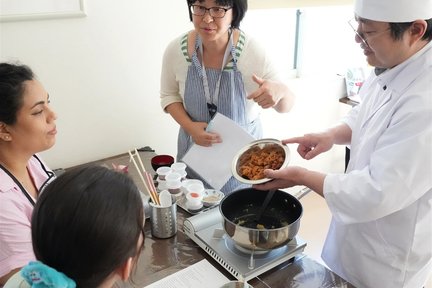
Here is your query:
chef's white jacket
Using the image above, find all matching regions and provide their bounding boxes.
[322,41,432,288]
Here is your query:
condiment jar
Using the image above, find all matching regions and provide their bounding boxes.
[166,172,182,195]
[185,191,203,212]
[171,162,187,172]
[186,183,205,196]
[156,167,172,181]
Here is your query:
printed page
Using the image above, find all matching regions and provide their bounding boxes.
[144,259,230,288]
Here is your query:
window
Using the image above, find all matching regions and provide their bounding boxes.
[242,8,297,76]
[242,5,367,78]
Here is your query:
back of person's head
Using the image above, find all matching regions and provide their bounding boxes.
[0,62,34,125]
[187,0,248,29]
[27,165,144,287]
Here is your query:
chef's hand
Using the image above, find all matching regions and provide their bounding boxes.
[253,166,306,190]
[247,75,283,109]
[188,121,222,147]
[283,132,334,160]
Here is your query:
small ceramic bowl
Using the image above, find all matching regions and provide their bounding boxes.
[151,155,175,171]
[186,190,203,205]
[165,172,181,183]
[202,189,224,207]
[185,191,204,212]
[181,179,203,194]
[156,167,172,181]
[171,162,187,172]
[186,183,205,195]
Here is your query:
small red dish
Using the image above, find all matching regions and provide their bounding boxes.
[151,155,175,172]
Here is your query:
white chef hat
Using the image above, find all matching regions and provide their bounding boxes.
[354,0,432,22]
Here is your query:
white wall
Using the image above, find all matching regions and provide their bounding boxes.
[260,75,351,197]
[0,0,351,171]
[0,0,190,168]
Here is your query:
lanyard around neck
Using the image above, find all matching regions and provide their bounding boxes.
[0,155,54,206]
[199,31,234,105]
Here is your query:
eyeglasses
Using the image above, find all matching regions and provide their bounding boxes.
[348,18,390,47]
[189,4,232,18]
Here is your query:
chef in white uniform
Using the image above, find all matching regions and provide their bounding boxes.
[254,0,432,287]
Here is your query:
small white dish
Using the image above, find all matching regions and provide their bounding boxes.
[186,201,203,212]
[186,190,203,205]
[171,162,187,172]
[202,189,224,207]
[167,181,182,195]
[178,170,187,180]
[166,172,181,183]
[156,167,172,181]
[186,183,205,195]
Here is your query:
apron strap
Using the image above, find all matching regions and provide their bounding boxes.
[192,31,235,106]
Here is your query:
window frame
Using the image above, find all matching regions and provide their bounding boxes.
[245,2,361,78]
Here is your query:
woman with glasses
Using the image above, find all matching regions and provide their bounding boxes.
[5,166,145,288]
[160,0,295,194]
[254,0,432,287]
[0,62,57,285]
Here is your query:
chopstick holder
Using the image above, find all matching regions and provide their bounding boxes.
[128,149,160,205]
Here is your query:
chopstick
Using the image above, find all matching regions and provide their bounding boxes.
[128,149,160,205]
[134,148,146,176]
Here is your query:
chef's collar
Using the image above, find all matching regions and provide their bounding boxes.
[374,41,432,94]
[374,68,387,76]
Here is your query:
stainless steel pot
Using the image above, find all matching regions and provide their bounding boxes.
[219,188,308,251]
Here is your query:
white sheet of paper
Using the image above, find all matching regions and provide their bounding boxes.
[144,259,230,288]
[182,113,255,190]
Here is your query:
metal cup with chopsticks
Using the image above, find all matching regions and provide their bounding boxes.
[128,149,160,206]
[128,149,177,238]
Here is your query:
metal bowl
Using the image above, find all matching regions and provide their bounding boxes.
[219,188,302,251]
[220,282,253,288]
[231,138,290,185]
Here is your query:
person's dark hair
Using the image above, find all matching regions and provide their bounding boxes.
[31,165,144,288]
[389,18,432,41]
[186,0,247,29]
[0,62,34,125]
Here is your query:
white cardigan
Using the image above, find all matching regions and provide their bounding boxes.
[159,31,282,123]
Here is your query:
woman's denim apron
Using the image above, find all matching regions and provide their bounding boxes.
[178,33,262,194]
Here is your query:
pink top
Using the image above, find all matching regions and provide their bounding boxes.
[0,155,53,279]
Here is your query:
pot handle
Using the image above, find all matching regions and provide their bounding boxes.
[293,186,312,200]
